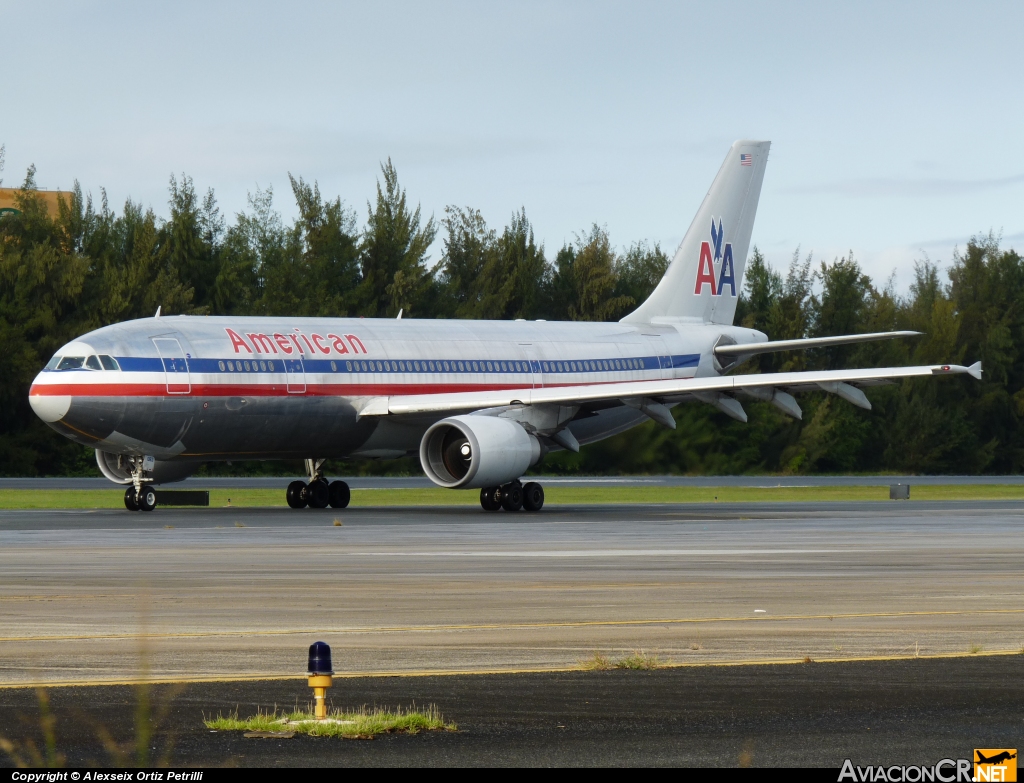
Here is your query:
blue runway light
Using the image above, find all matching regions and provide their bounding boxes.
[308,641,333,675]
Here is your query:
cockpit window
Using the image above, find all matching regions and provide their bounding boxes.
[44,356,61,370]
[56,356,85,370]
[99,355,120,371]
[85,355,103,371]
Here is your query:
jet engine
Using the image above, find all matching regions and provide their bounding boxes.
[420,415,541,489]
[95,449,197,486]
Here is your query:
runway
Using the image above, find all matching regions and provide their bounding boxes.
[1,500,1022,687]
[4,497,1019,687]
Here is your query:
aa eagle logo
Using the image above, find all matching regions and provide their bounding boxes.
[694,217,737,297]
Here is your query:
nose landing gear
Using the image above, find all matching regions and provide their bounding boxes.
[480,480,544,513]
[123,456,157,511]
[286,459,351,510]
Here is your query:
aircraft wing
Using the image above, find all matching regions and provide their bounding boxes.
[360,361,982,417]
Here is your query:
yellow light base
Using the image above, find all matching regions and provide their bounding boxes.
[308,674,333,719]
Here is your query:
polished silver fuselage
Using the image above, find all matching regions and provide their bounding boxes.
[29,316,756,464]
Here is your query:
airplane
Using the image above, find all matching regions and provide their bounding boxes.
[976,752,1016,765]
[27,140,982,513]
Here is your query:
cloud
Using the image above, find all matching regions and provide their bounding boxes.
[783,173,1024,198]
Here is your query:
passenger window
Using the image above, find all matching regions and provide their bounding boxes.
[85,355,102,371]
[57,357,85,370]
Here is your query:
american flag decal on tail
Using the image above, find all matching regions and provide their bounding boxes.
[740,153,752,166]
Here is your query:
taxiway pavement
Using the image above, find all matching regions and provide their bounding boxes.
[1,657,1020,767]
[1,500,1021,686]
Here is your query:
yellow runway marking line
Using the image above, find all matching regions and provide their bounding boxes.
[1,649,1021,690]
[3,607,1023,643]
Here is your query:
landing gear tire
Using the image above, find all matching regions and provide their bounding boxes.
[137,486,157,512]
[480,487,501,511]
[328,480,350,509]
[124,487,140,511]
[500,482,524,512]
[307,479,330,509]
[522,482,544,512]
[286,480,307,509]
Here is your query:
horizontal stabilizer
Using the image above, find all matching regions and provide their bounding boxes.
[715,331,922,358]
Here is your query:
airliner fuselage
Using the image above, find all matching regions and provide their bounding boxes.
[29,315,752,463]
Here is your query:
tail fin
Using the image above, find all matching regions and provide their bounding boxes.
[622,139,770,325]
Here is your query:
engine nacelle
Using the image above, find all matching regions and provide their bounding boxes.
[420,415,541,489]
[95,450,197,486]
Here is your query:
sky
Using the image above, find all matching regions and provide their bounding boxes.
[2,1,1022,291]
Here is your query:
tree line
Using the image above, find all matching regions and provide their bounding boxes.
[1,156,1021,476]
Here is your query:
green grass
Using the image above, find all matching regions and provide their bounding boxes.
[204,705,454,738]
[1,483,1023,509]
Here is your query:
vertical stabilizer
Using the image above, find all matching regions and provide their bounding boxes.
[622,140,770,325]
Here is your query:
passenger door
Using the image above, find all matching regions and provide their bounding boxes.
[518,344,542,389]
[152,337,191,394]
[285,357,305,394]
[642,333,673,380]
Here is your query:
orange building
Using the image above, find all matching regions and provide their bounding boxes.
[0,187,73,218]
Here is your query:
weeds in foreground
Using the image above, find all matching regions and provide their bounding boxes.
[969,642,983,654]
[0,689,64,768]
[204,705,455,738]
[0,681,180,769]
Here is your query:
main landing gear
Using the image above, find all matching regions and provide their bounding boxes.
[480,480,544,513]
[286,458,350,510]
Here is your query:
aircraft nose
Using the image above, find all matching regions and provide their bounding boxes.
[28,373,71,423]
